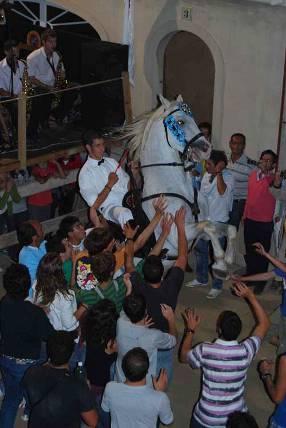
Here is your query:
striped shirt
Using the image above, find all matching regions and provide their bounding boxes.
[228,154,256,200]
[187,336,261,428]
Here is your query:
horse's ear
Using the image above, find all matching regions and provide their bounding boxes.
[158,94,171,110]
[176,94,183,102]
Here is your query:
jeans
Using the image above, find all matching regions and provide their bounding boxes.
[0,355,37,428]
[156,348,174,384]
[228,199,246,231]
[195,237,225,290]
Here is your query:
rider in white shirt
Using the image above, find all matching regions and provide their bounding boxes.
[78,131,133,227]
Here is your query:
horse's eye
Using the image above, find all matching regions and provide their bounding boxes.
[177,120,184,126]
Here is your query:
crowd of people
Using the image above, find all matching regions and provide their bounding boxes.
[0,126,286,428]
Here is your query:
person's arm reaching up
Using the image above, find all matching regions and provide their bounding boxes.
[174,207,188,270]
[148,213,174,256]
[232,282,270,339]
[161,304,177,338]
[124,223,139,273]
[134,195,167,252]
[179,308,201,363]
[259,356,286,404]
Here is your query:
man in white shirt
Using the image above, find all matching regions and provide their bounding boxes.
[0,40,24,97]
[115,293,177,385]
[0,40,25,143]
[187,150,234,299]
[102,347,173,428]
[27,29,71,139]
[79,131,134,227]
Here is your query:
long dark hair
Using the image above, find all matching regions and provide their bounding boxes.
[35,252,71,305]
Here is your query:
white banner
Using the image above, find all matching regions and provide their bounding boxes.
[122,0,135,86]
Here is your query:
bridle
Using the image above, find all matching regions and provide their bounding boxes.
[140,102,203,220]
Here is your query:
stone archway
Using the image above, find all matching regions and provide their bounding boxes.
[144,21,225,146]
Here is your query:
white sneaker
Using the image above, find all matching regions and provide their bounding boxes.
[206,289,222,299]
[185,279,208,288]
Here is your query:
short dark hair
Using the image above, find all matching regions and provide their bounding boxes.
[17,222,37,247]
[123,293,146,323]
[84,228,113,256]
[226,411,259,428]
[143,255,164,284]
[41,29,57,42]
[209,149,228,167]
[45,232,65,254]
[217,311,242,341]
[91,252,115,282]
[82,130,104,147]
[47,331,75,366]
[122,347,149,382]
[260,149,277,163]
[4,39,17,52]
[58,216,80,239]
[85,299,118,347]
[3,264,31,300]
[230,133,246,145]
[199,122,212,135]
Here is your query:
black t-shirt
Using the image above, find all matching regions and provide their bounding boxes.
[85,342,116,387]
[0,296,54,360]
[130,266,184,332]
[23,366,96,428]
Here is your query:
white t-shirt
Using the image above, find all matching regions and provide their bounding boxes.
[115,312,176,385]
[0,58,24,96]
[27,47,61,87]
[102,381,173,428]
[198,170,234,223]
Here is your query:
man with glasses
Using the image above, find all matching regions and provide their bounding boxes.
[244,150,281,294]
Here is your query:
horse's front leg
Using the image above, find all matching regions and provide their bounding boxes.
[202,222,227,274]
[224,225,237,265]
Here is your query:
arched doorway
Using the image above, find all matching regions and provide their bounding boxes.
[163,31,215,124]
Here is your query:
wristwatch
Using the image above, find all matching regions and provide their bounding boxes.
[261,373,272,381]
[184,328,195,334]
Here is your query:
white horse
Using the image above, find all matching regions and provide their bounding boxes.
[122,95,236,277]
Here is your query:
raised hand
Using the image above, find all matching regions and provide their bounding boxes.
[123,273,133,295]
[152,368,168,392]
[123,222,139,240]
[231,281,253,299]
[215,160,226,174]
[174,206,186,228]
[253,242,267,257]
[153,195,167,215]
[160,213,174,235]
[181,308,200,331]
[160,304,175,321]
[259,359,274,375]
[143,314,154,328]
[107,172,119,188]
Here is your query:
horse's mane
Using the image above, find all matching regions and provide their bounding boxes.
[115,103,171,160]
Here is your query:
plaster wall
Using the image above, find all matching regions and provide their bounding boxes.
[51,0,286,160]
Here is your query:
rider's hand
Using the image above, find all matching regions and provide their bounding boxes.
[107,172,119,188]
[253,242,267,257]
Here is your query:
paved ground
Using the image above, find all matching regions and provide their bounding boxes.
[5,264,279,428]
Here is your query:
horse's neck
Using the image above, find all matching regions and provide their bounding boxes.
[140,122,194,201]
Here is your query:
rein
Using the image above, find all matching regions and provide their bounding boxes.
[141,192,199,219]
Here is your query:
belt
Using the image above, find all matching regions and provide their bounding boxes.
[1,354,36,365]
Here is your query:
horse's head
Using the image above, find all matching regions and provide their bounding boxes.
[159,95,211,162]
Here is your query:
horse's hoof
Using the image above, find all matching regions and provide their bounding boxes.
[212,268,230,280]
